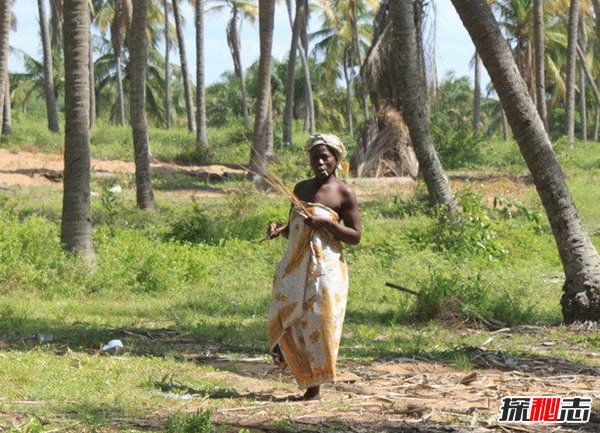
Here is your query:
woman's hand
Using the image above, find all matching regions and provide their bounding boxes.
[265,222,287,240]
[303,215,333,230]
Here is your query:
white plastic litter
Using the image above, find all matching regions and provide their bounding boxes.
[101,339,124,352]
[108,185,122,194]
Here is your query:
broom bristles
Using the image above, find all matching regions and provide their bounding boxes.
[243,138,311,216]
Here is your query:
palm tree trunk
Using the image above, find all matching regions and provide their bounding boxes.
[578,13,587,142]
[580,64,587,142]
[283,0,304,146]
[195,0,208,147]
[38,0,60,133]
[130,0,155,210]
[0,0,12,133]
[343,62,354,136]
[2,72,11,135]
[594,103,600,142]
[115,54,126,125]
[227,7,249,130]
[89,27,96,129]
[172,0,195,132]
[61,0,94,260]
[164,0,172,129]
[51,0,63,47]
[390,1,456,210]
[533,0,548,131]
[565,0,580,149]
[501,107,509,141]
[453,0,600,323]
[473,52,481,134]
[249,0,275,177]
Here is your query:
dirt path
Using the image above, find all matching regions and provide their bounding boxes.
[0,150,534,203]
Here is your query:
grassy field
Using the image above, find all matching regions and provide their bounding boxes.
[0,118,599,432]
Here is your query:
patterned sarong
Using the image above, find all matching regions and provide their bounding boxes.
[268,202,348,387]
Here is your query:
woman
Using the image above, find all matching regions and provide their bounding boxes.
[266,133,362,400]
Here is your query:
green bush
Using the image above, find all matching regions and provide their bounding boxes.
[407,190,507,259]
[414,267,533,325]
[165,411,214,433]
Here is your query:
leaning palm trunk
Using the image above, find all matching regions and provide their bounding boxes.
[61,0,94,260]
[390,1,456,210]
[452,0,600,323]
[0,0,12,132]
[172,0,195,132]
[195,0,208,147]
[249,0,276,177]
[130,0,155,210]
[578,14,587,142]
[533,0,548,131]
[227,7,249,130]
[38,0,60,133]
[110,0,130,126]
[565,0,580,149]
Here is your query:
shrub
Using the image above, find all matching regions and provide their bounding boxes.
[165,411,214,433]
[407,189,507,259]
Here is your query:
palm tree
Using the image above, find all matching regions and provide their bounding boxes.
[130,0,155,210]
[249,0,275,177]
[207,0,257,130]
[196,0,208,147]
[172,0,195,132]
[533,0,548,130]
[2,71,11,135]
[282,0,305,146]
[0,0,12,133]
[453,0,600,323]
[61,0,94,260]
[389,1,456,210]
[473,52,481,134]
[565,0,580,148]
[312,0,377,134]
[38,0,60,132]
[163,0,172,129]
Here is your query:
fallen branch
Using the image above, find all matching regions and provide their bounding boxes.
[385,282,419,296]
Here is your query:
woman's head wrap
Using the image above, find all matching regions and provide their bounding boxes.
[305,133,347,174]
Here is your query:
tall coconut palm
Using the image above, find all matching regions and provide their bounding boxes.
[38,0,60,132]
[533,0,548,130]
[312,0,377,134]
[0,0,12,133]
[389,1,456,210]
[2,72,11,135]
[130,0,155,210]
[453,0,600,323]
[172,0,195,132]
[565,0,580,148]
[163,0,172,129]
[196,0,208,147]
[249,0,275,177]
[473,52,481,134]
[51,0,64,47]
[61,0,94,260]
[282,0,305,146]
[207,0,257,130]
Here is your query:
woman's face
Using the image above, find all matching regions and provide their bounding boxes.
[309,144,338,181]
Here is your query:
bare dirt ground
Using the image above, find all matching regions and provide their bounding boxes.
[1,150,598,432]
[0,149,534,204]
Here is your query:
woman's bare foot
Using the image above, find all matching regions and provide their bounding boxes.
[303,385,320,400]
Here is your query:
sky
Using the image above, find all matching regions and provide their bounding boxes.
[8,0,487,87]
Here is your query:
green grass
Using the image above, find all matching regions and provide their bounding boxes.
[1,118,600,431]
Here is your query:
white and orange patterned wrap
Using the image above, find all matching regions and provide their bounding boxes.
[268,202,348,388]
